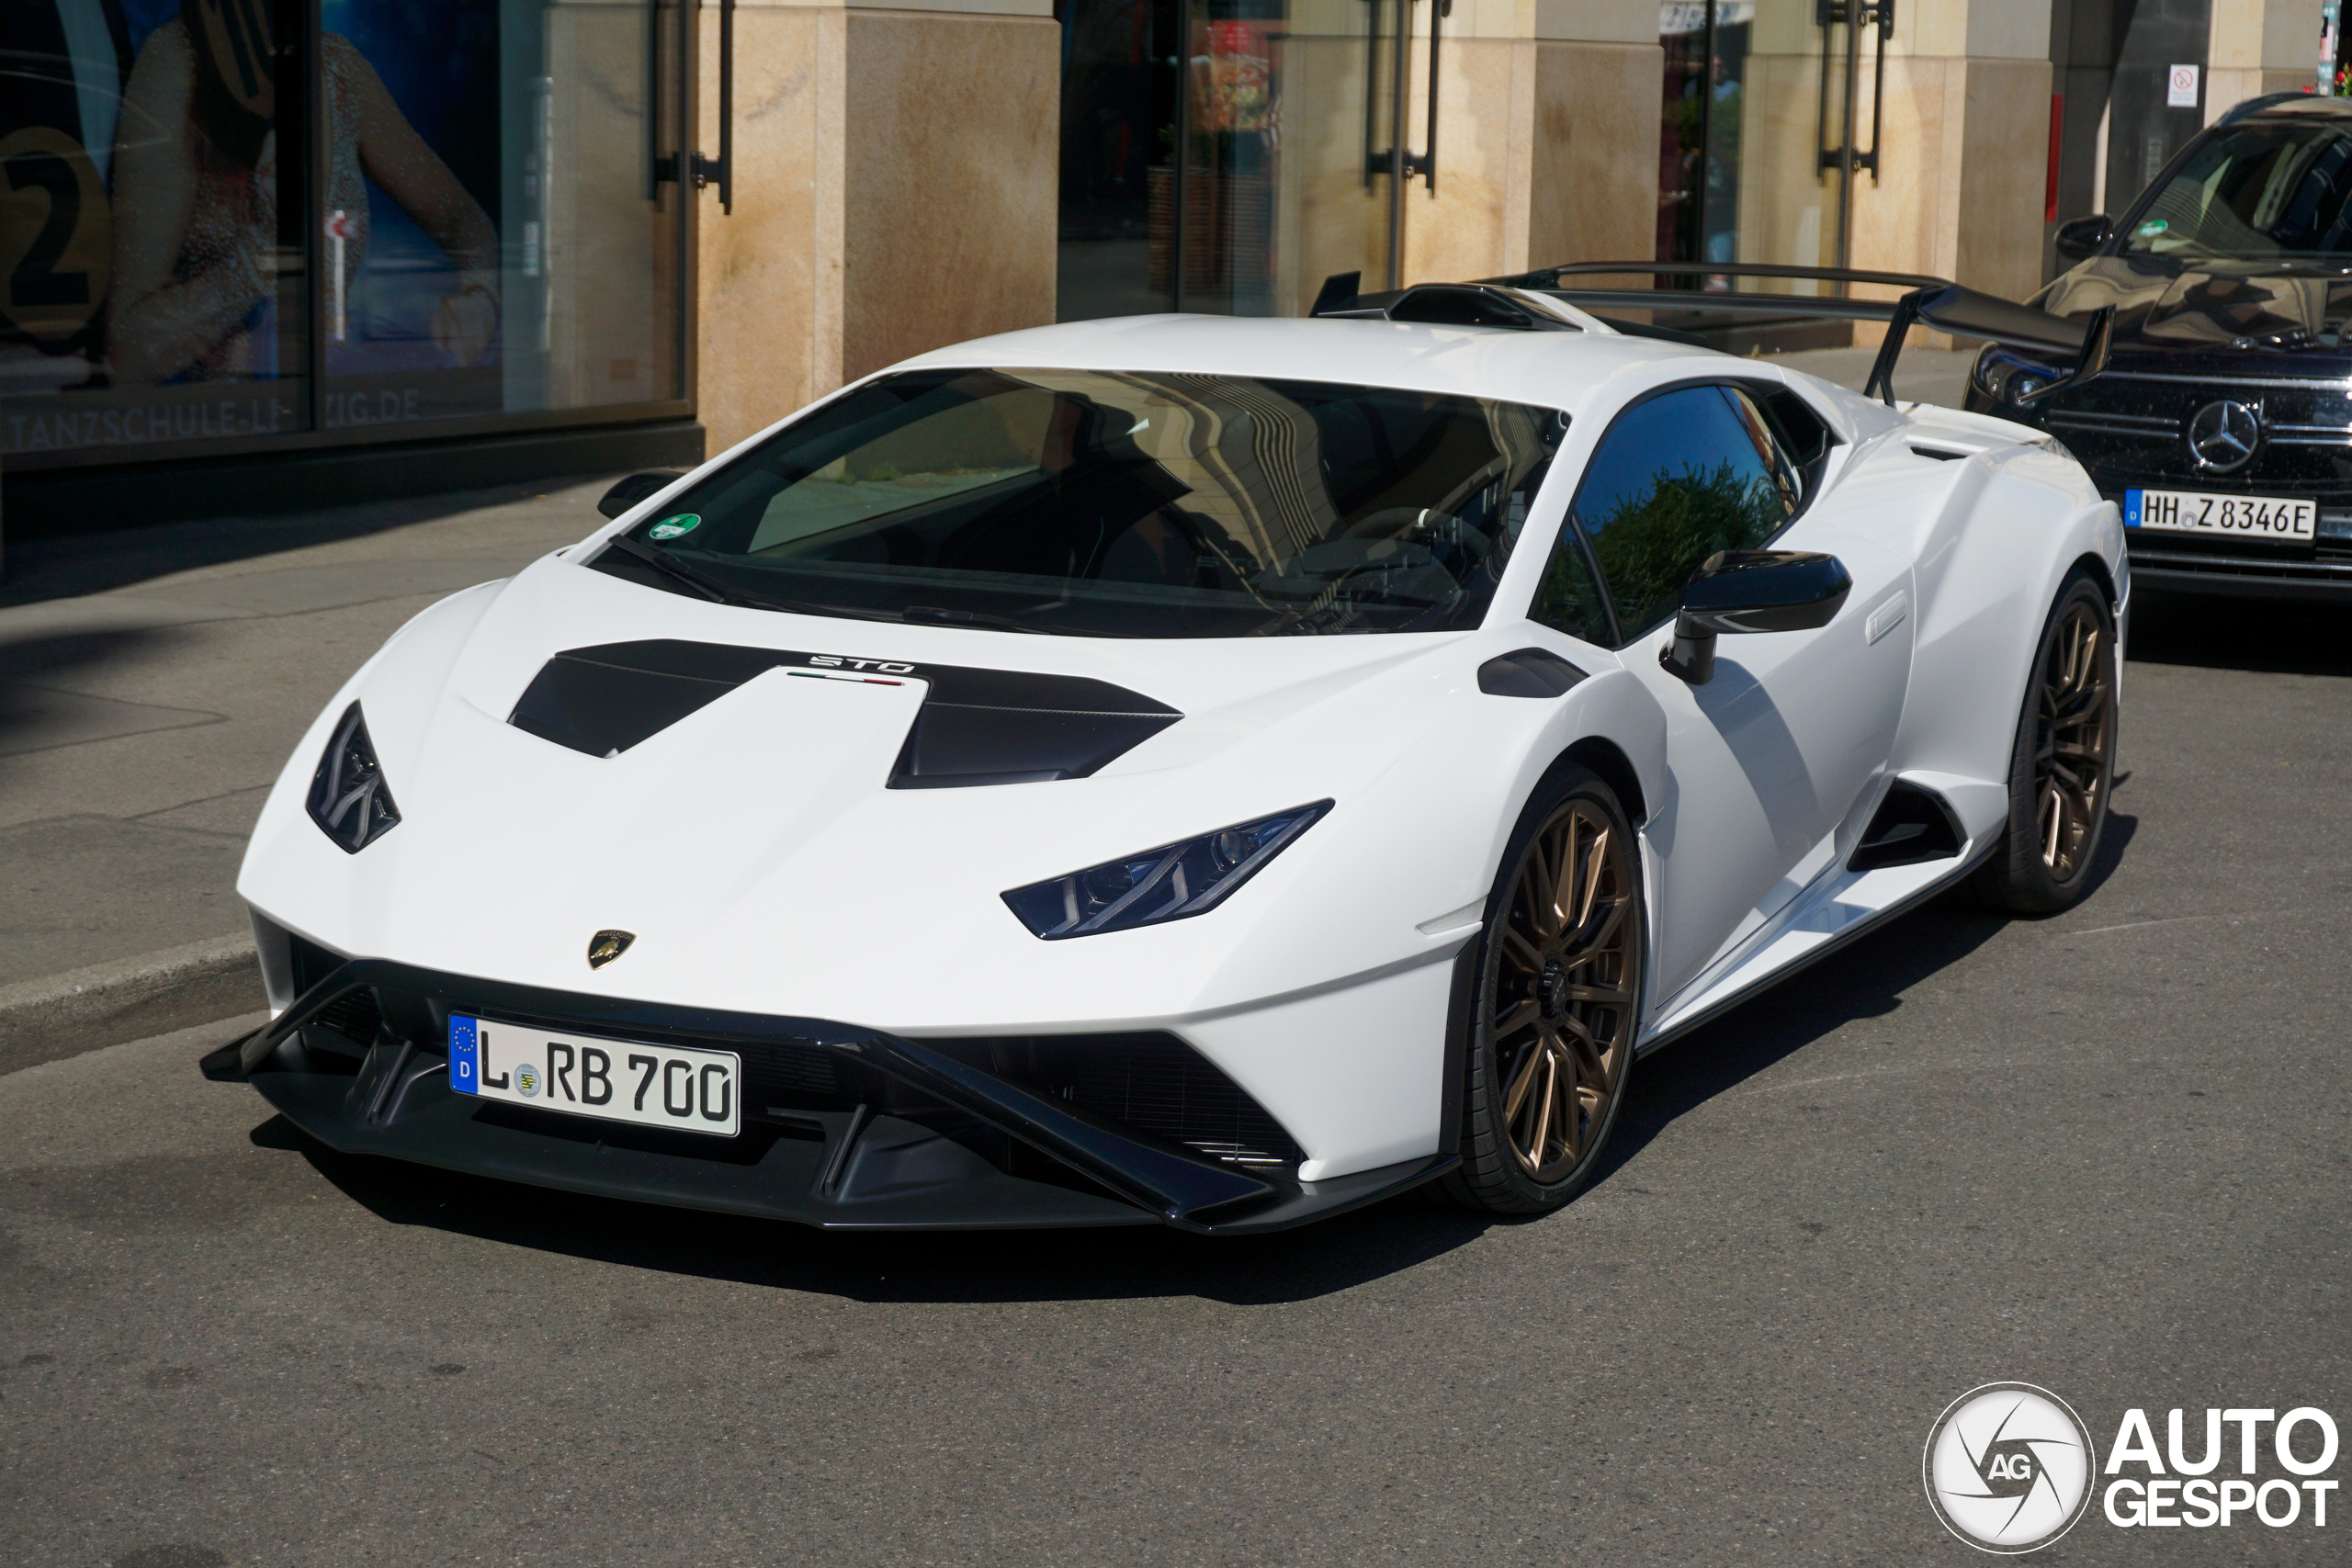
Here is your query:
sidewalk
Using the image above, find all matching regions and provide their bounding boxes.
[0,475,628,1070]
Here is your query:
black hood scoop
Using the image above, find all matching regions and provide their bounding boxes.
[507,639,1182,787]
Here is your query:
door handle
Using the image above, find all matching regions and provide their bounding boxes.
[1815,0,1893,181]
[1402,0,1448,191]
[691,0,734,213]
[1363,0,1445,188]
[648,0,673,197]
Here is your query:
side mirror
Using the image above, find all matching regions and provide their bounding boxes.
[2053,214,2113,263]
[1659,550,1854,685]
[597,468,688,520]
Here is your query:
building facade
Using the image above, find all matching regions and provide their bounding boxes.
[0,0,2327,521]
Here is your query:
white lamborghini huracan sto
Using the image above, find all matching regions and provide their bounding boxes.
[208,278,2126,1233]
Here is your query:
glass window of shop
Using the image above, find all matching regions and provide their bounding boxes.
[1657,0,1747,270]
[0,0,687,468]
[1649,1,1894,350]
[1057,0,1396,322]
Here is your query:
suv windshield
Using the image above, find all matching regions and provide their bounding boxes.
[592,367,1565,637]
[2122,120,2352,260]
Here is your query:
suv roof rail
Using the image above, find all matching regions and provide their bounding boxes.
[2220,89,2326,125]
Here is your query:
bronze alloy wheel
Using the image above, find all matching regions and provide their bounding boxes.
[1444,767,1645,1213]
[1979,571,2119,915]
[2033,597,2113,880]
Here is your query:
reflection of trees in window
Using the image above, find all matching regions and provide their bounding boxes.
[1531,528,1609,645]
[1586,460,1781,637]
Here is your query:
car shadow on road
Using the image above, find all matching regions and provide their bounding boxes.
[255,1115,1499,1307]
[1588,807,2137,1194]
[261,814,2139,1309]
[2127,587,2352,677]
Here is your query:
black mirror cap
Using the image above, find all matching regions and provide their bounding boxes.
[1660,551,1851,685]
[2053,214,2113,262]
[1681,550,1854,635]
[597,468,689,520]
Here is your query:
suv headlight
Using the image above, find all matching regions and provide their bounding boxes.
[1972,345,2064,405]
[1002,802,1331,939]
[307,703,401,852]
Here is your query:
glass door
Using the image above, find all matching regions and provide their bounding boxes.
[316,0,689,432]
[1653,0,1890,344]
[1058,0,1408,321]
[1,0,311,462]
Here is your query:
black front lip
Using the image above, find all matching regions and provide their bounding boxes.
[200,958,1455,1235]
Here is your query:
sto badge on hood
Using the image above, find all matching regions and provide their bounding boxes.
[587,930,636,969]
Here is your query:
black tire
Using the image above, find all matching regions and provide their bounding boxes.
[1974,569,2120,915]
[1439,762,1645,1215]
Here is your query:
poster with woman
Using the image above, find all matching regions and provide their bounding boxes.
[315,0,503,430]
[0,0,503,460]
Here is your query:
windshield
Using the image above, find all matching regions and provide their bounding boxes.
[592,367,1565,637]
[2121,121,2352,260]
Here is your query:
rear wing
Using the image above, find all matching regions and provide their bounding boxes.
[1310,262,2113,410]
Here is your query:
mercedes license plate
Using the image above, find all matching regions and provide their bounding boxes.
[448,1015,739,1136]
[2125,489,2315,540]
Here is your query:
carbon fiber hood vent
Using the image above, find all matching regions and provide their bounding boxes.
[507,638,1182,787]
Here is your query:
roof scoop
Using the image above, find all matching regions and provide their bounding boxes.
[1311,274,1589,332]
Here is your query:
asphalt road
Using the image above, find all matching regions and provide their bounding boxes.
[3,587,2347,1568]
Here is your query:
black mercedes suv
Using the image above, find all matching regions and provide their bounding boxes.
[1968,94,2352,599]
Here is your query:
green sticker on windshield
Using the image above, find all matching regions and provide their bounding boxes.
[647,513,701,541]
[2135,219,2167,237]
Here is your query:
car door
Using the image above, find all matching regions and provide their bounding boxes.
[1526,380,1914,1007]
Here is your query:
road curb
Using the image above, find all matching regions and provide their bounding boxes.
[0,934,264,1077]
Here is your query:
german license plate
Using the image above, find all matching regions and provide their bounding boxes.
[2125,489,2315,540]
[448,1015,739,1136]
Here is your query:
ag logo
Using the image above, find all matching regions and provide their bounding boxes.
[2186,400,2260,473]
[1923,1382,2097,1553]
[514,1062,542,1097]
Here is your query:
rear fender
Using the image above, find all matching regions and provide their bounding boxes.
[1896,446,2120,840]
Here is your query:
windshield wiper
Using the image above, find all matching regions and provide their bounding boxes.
[600,531,734,604]
[597,535,906,623]
[901,604,1049,633]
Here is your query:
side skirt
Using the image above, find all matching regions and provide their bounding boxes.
[1634,836,1998,1057]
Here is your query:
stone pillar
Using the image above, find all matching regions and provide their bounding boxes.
[693,0,1060,456]
[2208,0,2324,116]
[1738,3,1846,289]
[1849,2,2054,310]
[1396,0,1664,285]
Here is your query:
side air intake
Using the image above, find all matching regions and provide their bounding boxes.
[1848,780,1964,873]
[926,1033,1306,1169]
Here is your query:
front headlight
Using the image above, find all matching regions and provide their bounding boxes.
[307,702,401,852]
[1001,801,1331,939]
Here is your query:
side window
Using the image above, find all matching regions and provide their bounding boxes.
[1527,523,1612,645]
[1753,385,1836,498]
[1571,384,1802,642]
